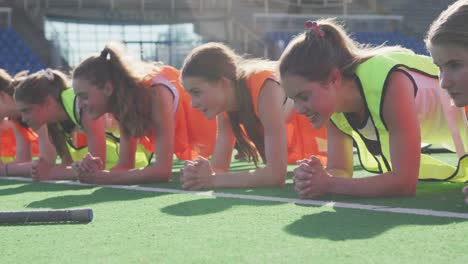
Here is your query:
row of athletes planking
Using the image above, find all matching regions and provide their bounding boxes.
[0,0,468,202]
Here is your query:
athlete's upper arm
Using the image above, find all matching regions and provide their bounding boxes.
[150,84,175,172]
[382,70,420,187]
[210,113,235,171]
[257,79,288,172]
[80,110,107,161]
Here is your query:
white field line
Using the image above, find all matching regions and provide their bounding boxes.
[1,176,468,219]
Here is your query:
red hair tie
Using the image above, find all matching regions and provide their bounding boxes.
[305,20,325,38]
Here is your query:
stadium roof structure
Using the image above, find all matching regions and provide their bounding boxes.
[11,0,232,24]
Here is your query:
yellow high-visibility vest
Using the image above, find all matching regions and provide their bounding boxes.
[330,52,468,182]
[61,88,151,169]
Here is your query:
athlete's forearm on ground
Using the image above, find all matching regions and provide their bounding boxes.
[211,165,286,188]
[98,160,172,185]
[3,162,32,176]
[328,171,416,197]
[50,166,77,181]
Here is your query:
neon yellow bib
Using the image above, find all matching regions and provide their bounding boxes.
[330,52,468,182]
[60,89,151,169]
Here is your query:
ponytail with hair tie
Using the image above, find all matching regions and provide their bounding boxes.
[304,20,325,40]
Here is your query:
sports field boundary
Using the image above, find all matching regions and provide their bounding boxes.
[2,176,468,220]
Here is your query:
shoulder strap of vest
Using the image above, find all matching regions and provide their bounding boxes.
[60,88,80,127]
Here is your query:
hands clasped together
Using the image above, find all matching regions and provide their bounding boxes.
[28,153,104,183]
[293,156,332,199]
[71,153,105,183]
[180,156,214,190]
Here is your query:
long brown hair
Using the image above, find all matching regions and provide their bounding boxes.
[73,42,157,137]
[278,18,412,82]
[426,0,468,49]
[181,42,276,166]
[14,69,73,161]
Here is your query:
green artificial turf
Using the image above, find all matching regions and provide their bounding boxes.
[0,152,467,263]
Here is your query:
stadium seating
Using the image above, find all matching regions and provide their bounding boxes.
[0,28,45,75]
[265,30,429,56]
[0,26,430,76]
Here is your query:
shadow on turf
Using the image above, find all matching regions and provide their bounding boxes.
[325,182,468,212]
[0,181,92,196]
[284,207,467,241]
[25,187,165,209]
[0,179,30,186]
[161,179,467,217]
[161,197,281,216]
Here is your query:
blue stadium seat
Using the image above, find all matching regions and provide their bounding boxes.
[0,28,45,75]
